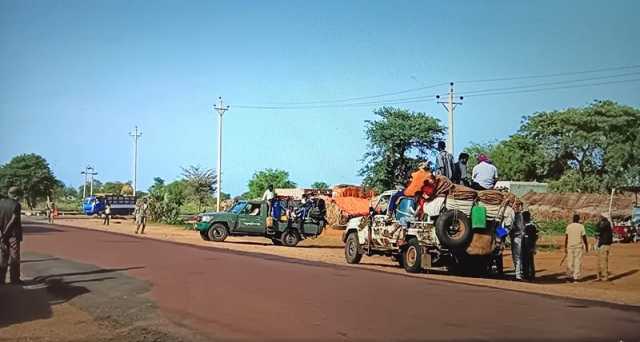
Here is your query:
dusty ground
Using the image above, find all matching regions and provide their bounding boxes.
[54,216,640,306]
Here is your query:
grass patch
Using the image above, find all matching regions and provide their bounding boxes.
[537,219,597,237]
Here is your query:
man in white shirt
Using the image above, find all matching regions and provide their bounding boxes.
[471,154,498,190]
[262,185,275,201]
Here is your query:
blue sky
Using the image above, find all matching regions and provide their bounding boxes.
[1,0,639,196]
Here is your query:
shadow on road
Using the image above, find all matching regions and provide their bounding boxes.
[0,266,145,329]
[22,225,64,235]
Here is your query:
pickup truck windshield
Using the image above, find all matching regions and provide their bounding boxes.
[229,202,247,214]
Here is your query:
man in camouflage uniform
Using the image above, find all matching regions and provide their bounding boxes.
[0,187,23,284]
[135,198,149,234]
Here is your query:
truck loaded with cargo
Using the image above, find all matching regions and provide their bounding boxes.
[343,167,524,274]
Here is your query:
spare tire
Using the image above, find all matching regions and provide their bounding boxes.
[435,209,473,250]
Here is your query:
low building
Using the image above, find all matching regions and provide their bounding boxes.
[494,181,548,197]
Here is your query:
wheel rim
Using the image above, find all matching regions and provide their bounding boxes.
[406,246,417,266]
[285,233,296,245]
[213,227,224,239]
[447,219,465,239]
[348,239,357,257]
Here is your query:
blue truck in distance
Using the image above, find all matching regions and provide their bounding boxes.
[83,194,137,216]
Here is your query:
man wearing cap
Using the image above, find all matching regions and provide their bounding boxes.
[595,213,613,281]
[0,187,23,284]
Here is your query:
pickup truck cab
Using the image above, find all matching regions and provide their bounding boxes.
[195,199,326,247]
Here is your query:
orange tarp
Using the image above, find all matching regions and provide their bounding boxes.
[334,197,370,216]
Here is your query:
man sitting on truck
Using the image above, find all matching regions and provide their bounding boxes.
[471,154,498,190]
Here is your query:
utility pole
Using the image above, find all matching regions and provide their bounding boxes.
[81,165,95,199]
[89,168,98,196]
[436,82,463,154]
[214,97,229,212]
[129,126,142,197]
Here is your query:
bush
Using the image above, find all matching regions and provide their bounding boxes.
[536,219,597,236]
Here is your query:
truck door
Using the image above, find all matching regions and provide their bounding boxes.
[236,202,265,234]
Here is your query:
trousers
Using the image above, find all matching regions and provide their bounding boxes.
[511,235,523,279]
[597,244,610,280]
[566,246,583,280]
[0,237,21,283]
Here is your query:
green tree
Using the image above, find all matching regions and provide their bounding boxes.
[77,179,103,198]
[182,166,216,212]
[101,181,131,195]
[311,181,330,190]
[247,169,296,199]
[360,107,445,192]
[519,100,640,192]
[0,154,58,208]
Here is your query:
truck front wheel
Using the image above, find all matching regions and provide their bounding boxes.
[345,232,363,264]
[208,223,228,242]
[403,239,423,273]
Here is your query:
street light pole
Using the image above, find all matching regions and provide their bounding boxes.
[214,97,229,212]
[129,126,142,197]
[88,167,97,196]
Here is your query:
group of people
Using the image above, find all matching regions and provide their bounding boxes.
[563,213,613,283]
[434,141,498,190]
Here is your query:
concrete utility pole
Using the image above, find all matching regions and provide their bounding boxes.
[129,126,142,197]
[214,97,229,212]
[89,168,98,196]
[81,165,95,199]
[436,82,463,154]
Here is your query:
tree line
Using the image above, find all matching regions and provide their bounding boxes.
[359,100,640,193]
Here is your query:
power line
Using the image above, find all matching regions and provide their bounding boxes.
[264,82,448,105]
[234,94,440,110]
[463,78,640,98]
[459,71,640,96]
[456,64,640,84]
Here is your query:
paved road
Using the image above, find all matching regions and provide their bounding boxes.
[19,222,640,341]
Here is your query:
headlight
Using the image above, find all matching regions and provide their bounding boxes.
[201,215,212,222]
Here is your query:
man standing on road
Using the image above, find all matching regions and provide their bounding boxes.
[434,141,454,180]
[103,201,111,226]
[134,198,149,234]
[595,213,613,281]
[471,154,498,190]
[510,212,525,281]
[47,199,56,224]
[452,153,470,186]
[0,187,23,285]
[564,214,589,283]
[521,211,538,282]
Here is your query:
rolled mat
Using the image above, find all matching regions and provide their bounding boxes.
[477,190,505,206]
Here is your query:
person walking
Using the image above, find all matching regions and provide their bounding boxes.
[471,154,498,190]
[0,187,23,285]
[452,152,470,186]
[521,211,539,282]
[103,201,111,226]
[434,141,455,180]
[134,198,149,234]
[595,213,613,281]
[564,214,589,283]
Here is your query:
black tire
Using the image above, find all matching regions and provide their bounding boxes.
[435,209,473,250]
[271,238,283,246]
[281,230,300,247]
[403,238,423,273]
[200,230,210,241]
[208,223,228,242]
[344,232,363,264]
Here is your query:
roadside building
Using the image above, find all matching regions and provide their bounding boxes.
[495,181,548,197]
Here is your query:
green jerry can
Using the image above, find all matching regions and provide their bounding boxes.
[471,205,487,229]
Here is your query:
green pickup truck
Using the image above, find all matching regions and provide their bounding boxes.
[195,199,326,247]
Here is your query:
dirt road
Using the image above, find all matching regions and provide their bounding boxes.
[6,221,640,341]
